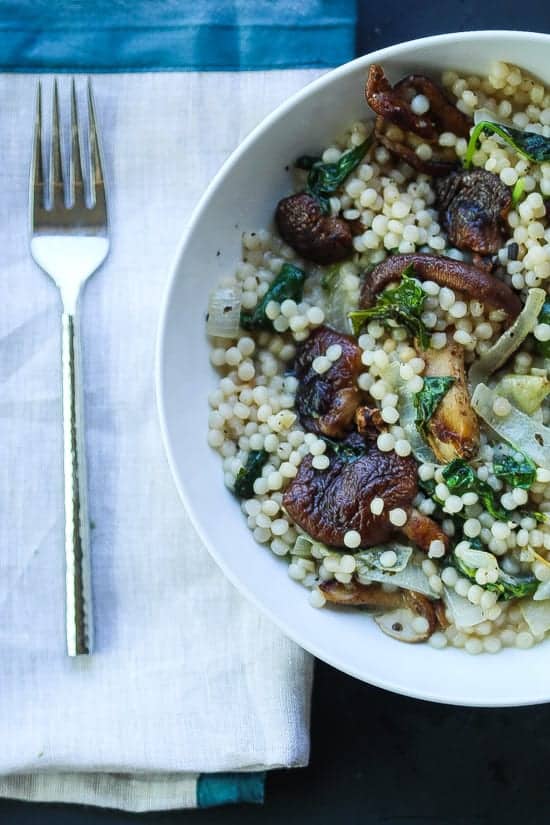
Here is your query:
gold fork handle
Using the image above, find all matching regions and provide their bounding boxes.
[62,309,93,656]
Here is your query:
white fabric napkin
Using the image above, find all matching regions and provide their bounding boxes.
[0,70,321,812]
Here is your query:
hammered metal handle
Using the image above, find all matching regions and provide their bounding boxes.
[62,309,93,656]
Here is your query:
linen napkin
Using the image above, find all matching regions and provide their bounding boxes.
[0,0,356,813]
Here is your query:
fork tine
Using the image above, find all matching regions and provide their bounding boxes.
[87,79,106,215]
[31,81,45,214]
[50,79,65,208]
[70,79,85,206]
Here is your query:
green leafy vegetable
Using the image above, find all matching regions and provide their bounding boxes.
[464,120,550,169]
[297,136,373,212]
[233,450,269,498]
[452,550,537,601]
[493,453,536,490]
[511,177,526,206]
[422,465,546,527]
[240,264,306,331]
[442,459,507,521]
[534,300,550,359]
[348,266,429,347]
[413,376,455,439]
[321,264,341,292]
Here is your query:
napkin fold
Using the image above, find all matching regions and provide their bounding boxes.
[0,69,320,812]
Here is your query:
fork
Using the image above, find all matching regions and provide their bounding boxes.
[30,79,109,656]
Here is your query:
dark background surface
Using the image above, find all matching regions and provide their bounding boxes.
[4,2,550,823]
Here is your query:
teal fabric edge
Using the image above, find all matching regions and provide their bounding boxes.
[197,772,266,807]
[0,24,356,72]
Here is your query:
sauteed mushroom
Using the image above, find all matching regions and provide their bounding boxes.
[374,117,458,177]
[421,342,480,463]
[275,192,354,265]
[320,580,440,642]
[283,447,417,548]
[360,253,522,319]
[401,508,450,554]
[293,325,363,438]
[435,167,512,255]
[365,65,471,140]
[354,405,385,438]
[283,442,448,554]
[365,65,471,176]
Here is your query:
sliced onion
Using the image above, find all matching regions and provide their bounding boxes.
[206,285,242,339]
[355,544,412,573]
[469,288,545,388]
[443,587,484,628]
[323,270,356,334]
[520,599,550,635]
[473,108,508,127]
[292,535,315,557]
[381,361,437,463]
[356,553,436,598]
[496,374,550,415]
[534,579,550,601]
[397,387,438,464]
[455,544,499,571]
[471,383,550,469]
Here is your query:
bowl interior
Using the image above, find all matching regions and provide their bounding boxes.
[158,31,550,706]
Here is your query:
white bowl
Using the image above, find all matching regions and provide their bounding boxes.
[157,31,550,707]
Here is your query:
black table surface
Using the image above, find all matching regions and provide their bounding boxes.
[4,2,550,823]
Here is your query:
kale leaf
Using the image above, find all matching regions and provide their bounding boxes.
[296,136,373,213]
[451,550,537,601]
[493,452,536,490]
[240,263,306,331]
[442,458,508,521]
[233,450,269,498]
[414,376,455,439]
[348,266,430,347]
[465,120,550,169]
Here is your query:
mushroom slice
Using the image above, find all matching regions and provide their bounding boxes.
[375,590,437,643]
[435,168,512,255]
[320,580,403,608]
[275,192,354,265]
[355,405,385,437]
[365,65,471,141]
[294,325,363,438]
[434,599,450,630]
[422,342,480,463]
[401,508,450,554]
[365,65,471,176]
[321,580,438,642]
[282,446,418,548]
[375,608,429,642]
[375,116,458,178]
[374,609,425,642]
[359,253,522,320]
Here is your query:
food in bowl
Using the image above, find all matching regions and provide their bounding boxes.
[206,60,550,655]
